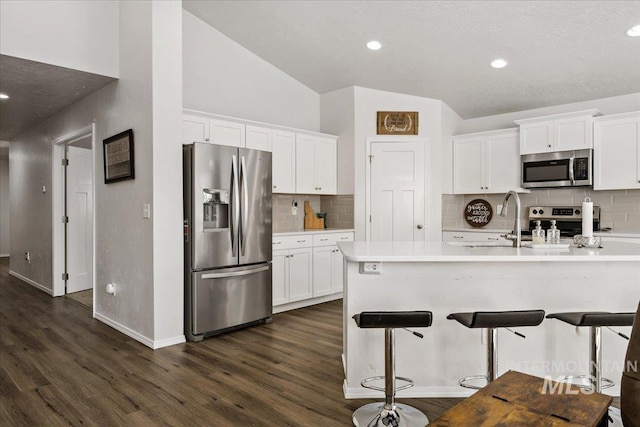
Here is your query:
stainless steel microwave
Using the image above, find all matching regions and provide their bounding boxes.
[521,149,592,189]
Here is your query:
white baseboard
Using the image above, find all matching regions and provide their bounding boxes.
[94,311,185,350]
[0,253,9,258]
[273,293,342,314]
[9,270,53,295]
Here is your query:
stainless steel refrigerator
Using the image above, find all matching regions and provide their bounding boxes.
[183,143,272,342]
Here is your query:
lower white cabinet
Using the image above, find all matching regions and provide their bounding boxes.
[273,231,353,311]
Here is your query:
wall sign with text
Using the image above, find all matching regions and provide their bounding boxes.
[376,111,419,135]
[464,199,493,227]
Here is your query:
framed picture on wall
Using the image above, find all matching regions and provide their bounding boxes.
[103,129,134,184]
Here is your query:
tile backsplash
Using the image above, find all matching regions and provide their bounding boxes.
[443,189,640,232]
[272,194,355,233]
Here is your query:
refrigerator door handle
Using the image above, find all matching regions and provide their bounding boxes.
[201,265,270,279]
[240,155,249,256]
[231,155,240,253]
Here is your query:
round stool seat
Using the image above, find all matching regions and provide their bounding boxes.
[447,310,545,329]
[546,311,635,327]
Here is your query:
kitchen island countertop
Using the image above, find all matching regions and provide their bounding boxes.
[338,240,640,262]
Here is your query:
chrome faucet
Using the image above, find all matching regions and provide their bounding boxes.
[500,190,522,248]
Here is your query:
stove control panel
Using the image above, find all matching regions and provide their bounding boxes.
[528,206,600,220]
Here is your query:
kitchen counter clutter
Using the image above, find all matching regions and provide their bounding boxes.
[272,229,354,313]
[339,240,640,399]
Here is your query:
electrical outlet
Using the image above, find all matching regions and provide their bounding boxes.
[359,262,382,274]
[25,252,31,264]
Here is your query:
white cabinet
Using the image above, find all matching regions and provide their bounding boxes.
[182,114,209,144]
[272,130,296,193]
[272,235,313,305]
[453,128,522,194]
[295,134,337,194]
[273,231,353,310]
[209,119,244,148]
[443,230,506,242]
[516,110,599,155]
[245,125,272,151]
[593,112,640,190]
[312,232,353,297]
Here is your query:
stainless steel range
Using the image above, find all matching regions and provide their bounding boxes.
[523,205,600,237]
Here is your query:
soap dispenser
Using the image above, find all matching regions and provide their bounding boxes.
[547,220,560,244]
[532,220,545,244]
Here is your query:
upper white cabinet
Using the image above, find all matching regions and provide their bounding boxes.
[295,134,337,194]
[210,119,245,148]
[245,125,272,151]
[272,130,296,193]
[182,114,209,144]
[593,112,640,190]
[515,109,600,155]
[453,128,523,194]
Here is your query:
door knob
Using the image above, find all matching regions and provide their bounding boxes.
[417,225,423,230]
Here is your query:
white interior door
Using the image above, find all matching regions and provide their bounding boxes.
[66,146,93,293]
[369,141,425,241]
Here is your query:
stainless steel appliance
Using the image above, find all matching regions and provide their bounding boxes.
[521,149,593,189]
[183,143,272,342]
[522,205,600,237]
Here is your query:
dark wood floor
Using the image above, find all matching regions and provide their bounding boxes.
[0,258,460,426]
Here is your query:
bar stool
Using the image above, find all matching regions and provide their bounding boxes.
[546,311,635,392]
[352,311,432,427]
[447,309,545,389]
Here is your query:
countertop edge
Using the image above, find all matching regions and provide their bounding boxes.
[273,228,354,236]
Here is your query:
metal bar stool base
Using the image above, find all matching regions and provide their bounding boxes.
[459,375,489,390]
[557,375,615,392]
[353,402,428,427]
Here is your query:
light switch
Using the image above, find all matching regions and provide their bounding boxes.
[143,203,151,219]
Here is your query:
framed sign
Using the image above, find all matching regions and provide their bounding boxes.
[376,111,418,135]
[103,129,134,184]
[465,199,493,227]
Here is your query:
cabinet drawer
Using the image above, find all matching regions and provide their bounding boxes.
[313,232,354,246]
[272,235,313,250]
[442,231,504,242]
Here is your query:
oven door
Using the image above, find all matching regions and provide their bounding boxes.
[521,149,592,188]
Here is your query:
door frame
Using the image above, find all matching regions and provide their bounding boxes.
[52,124,96,301]
[365,136,430,241]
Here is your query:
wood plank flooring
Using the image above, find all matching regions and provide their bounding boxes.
[0,258,460,426]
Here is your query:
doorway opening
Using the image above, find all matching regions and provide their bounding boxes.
[52,124,96,313]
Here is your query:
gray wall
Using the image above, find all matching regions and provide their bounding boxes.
[9,1,155,337]
[0,157,9,256]
[182,10,321,131]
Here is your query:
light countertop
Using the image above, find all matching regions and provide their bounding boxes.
[338,240,640,262]
[273,228,354,236]
[443,228,640,239]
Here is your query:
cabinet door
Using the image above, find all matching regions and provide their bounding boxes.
[288,248,312,302]
[332,246,345,293]
[272,130,296,193]
[245,125,272,152]
[314,136,337,194]
[209,119,245,148]
[313,246,333,297]
[295,134,316,193]
[182,115,209,144]
[272,250,288,306]
[453,136,485,194]
[594,116,640,190]
[520,121,553,154]
[485,131,521,193]
[555,116,593,151]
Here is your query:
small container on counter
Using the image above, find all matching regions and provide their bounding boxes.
[532,220,546,244]
[547,220,561,244]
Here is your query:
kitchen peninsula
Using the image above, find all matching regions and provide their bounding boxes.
[338,241,640,399]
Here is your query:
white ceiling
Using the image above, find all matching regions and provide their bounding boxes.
[183,0,640,119]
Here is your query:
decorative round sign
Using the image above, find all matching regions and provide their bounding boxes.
[464,199,493,227]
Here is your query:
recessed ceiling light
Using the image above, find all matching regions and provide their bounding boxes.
[627,24,640,37]
[0,93,9,100]
[367,40,382,51]
[490,58,508,69]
